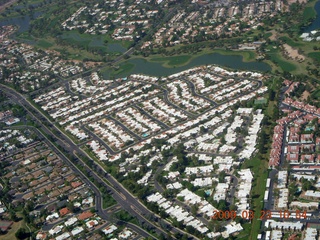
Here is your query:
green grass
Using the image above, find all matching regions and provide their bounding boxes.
[236,223,253,239]
[16,32,35,41]
[102,195,117,209]
[267,101,276,116]
[263,33,272,39]
[279,36,302,47]
[268,51,297,72]
[150,55,192,67]
[0,218,25,240]
[240,155,269,240]
[37,39,53,48]
[308,52,320,63]
[115,209,139,225]
[210,49,256,62]
[100,62,135,79]
[116,63,135,75]
[311,89,320,99]
[146,48,256,69]
[303,6,317,22]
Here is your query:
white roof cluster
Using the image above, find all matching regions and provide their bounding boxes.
[239,110,264,159]
[137,170,152,186]
[147,191,212,233]
[265,220,303,231]
[185,165,214,176]
[221,222,243,238]
[213,182,230,202]
[236,169,253,212]
[305,190,320,198]
[191,177,215,187]
[102,225,117,235]
[142,97,187,125]
[116,107,161,134]
[213,156,234,172]
[167,80,211,112]
[304,228,318,240]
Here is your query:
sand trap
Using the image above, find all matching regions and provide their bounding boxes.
[282,43,305,62]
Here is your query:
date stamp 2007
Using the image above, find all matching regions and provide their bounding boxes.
[211,210,308,220]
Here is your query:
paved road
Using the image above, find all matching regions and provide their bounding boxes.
[1,84,199,239]
[134,105,170,130]
[1,72,264,239]
[228,175,238,205]
[107,116,142,140]
[182,77,217,106]
[1,85,157,239]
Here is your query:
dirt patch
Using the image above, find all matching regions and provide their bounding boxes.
[282,43,305,62]
[301,90,310,101]
[269,30,278,41]
[72,59,103,68]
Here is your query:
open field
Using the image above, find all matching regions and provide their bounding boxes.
[211,49,256,62]
[308,52,320,63]
[238,155,269,240]
[279,36,303,47]
[0,220,24,240]
[303,6,317,22]
[267,52,297,72]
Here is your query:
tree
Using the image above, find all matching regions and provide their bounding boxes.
[191,204,199,216]
[217,200,228,211]
[15,228,28,239]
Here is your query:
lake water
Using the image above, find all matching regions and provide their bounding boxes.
[111,53,271,78]
[0,12,42,34]
[0,11,270,78]
[305,0,320,32]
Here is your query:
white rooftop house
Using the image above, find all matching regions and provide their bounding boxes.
[221,222,243,238]
[265,220,303,231]
[137,170,152,186]
[185,165,214,176]
[167,182,183,189]
[304,228,318,240]
[270,230,282,240]
[277,188,288,209]
[71,227,84,236]
[236,169,253,212]
[191,177,215,187]
[64,217,78,226]
[102,225,118,235]
[49,225,63,236]
[305,190,320,199]
[55,232,71,240]
[213,183,229,201]
[277,171,287,189]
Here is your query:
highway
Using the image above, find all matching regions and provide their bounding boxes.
[1,84,159,239]
[1,84,199,239]
[1,71,264,239]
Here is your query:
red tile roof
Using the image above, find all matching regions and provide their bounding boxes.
[59,207,70,217]
[78,211,94,220]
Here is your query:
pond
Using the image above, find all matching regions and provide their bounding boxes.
[0,12,42,34]
[305,0,320,31]
[107,52,271,78]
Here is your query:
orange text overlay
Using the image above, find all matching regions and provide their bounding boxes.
[211,210,308,220]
